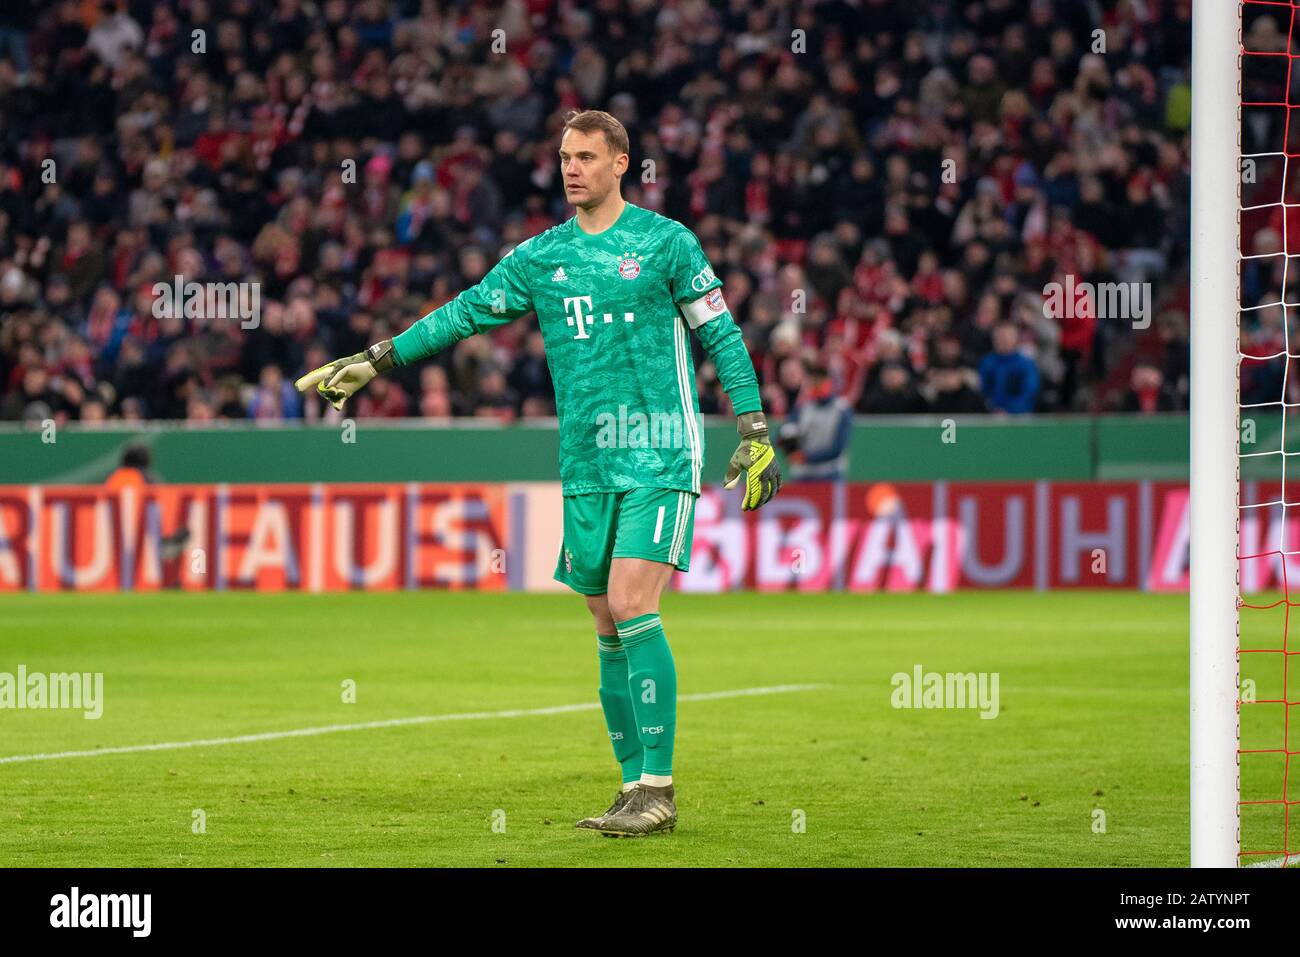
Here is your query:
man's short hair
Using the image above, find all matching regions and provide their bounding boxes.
[122,443,151,470]
[562,109,630,159]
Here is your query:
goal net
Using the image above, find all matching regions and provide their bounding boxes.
[1202,0,1300,867]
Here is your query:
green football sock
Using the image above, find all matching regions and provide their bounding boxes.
[597,634,643,784]
[614,613,677,777]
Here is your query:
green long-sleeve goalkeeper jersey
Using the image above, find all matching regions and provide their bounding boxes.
[392,201,762,495]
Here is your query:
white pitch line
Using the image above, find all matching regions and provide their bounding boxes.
[0,683,827,765]
[1245,855,1297,868]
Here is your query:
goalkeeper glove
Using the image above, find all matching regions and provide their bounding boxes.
[294,339,396,411]
[723,410,782,510]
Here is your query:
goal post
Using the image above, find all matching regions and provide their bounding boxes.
[1189,0,1241,868]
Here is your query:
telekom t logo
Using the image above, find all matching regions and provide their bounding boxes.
[563,295,635,340]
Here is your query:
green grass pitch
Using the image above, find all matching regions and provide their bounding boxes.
[0,590,1206,866]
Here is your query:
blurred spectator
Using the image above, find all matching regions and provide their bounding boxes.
[979,322,1040,415]
[418,365,454,419]
[103,441,191,575]
[0,2,40,76]
[354,376,410,419]
[104,442,154,489]
[924,361,989,415]
[508,330,554,412]
[1117,360,1177,413]
[0,363,55,420]
[0,0,1193,424]
[473,367,519,423]
[86,2,142,69]
[779,365,853,480]
[858,361,928,415]
[247,365,302,420]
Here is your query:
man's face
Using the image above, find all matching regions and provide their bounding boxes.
[559,127,626,210]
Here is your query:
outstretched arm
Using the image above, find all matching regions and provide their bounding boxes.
[296,242,536,410]
[392,242,536,365]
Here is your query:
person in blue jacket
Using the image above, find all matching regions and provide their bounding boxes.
[978,321,1040,414]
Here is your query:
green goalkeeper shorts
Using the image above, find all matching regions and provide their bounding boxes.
[553,487,698,595]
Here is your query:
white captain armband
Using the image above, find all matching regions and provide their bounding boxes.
[680,287,729,329]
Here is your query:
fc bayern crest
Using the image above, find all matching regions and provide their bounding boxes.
[617,252,641,280]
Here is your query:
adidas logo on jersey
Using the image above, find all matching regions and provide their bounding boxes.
[552,267,568,282]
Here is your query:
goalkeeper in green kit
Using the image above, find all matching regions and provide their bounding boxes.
[296,110,781,837]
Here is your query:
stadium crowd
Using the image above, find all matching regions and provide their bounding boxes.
[0,0,1195,427]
